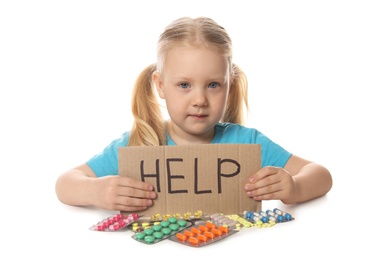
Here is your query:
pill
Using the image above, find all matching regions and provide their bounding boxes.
[161,227,172,235]
[152,224,162,232]
[135,232,146,240]
[284,213,292,221]
[168,217,177,224]
[153,231,163,239]
[211,228,222,236]
[176,233,187,241]
[210,213,222,218]
[197,234,208,242]
[274,208,283,215]
[144,228,154,235]
[206,222,216,229]
[144,235,155,244]
[198,225,209,232]
[191,227,202,235]
[169,224,180,231]
[160,221,170,227]
[204,231,215,239]
[184,230,195,237]
[218,226,229,233]
[188,237,199,245]
[177,220,188,227]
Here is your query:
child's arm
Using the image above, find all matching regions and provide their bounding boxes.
[244,155,332,204]
[55,163,157,211]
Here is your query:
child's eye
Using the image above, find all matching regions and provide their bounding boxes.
[208,82,220,88]
[179,83,190,89]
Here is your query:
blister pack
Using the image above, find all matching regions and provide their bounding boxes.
[131,217,192,244]
[89,213,139,231]
[169,220,238,247]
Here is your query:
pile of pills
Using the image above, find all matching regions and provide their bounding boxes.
[170,220,237,247]
[243,208,294,225]
[90,213,139,231]
[131,217,191,244]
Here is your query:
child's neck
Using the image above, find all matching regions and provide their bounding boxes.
[168,122,214,145]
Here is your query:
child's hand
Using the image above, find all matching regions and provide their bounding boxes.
[244,166,296,203]
[93,176,157,212]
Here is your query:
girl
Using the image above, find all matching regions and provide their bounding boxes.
[55,17,332,212]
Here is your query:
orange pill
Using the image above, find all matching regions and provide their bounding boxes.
[191,227,202,235]
[176,232,187,241]
[205,221,216,229]
[218,225,229,233]
[211,228,222,236]
[184,230,195,237]
[188,236,199,245]
[198,225,209,232]
[204,231,215,239]
[197,234,208,242]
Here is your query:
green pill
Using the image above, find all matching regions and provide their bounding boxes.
[144,235,155,244]
[144,228,154,235]
[152,224,162,232]
[177,220,187,227]
[168,217,177,224]
[160,221,170,228]
[135,232,146,240]
[161,227,172,235]
[169,224,179,231]
[153,231,163,239]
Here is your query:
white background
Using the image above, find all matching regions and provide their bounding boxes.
[1,0,389,259]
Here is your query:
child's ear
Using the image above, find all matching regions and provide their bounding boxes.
[153,71,165,99]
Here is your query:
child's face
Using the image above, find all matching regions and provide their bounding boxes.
[154,45,230,144]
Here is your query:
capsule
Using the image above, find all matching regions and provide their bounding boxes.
[197,234,208,242]
[204,231,215,239]
[188,237,199,245]
[176,232,187,241]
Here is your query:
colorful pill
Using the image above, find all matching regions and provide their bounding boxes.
[211,228,222,236]
[191,227,202,235]
[218,226,229,233]
[184,230,195,237]
[135,232,146,240]
[197,234,208,242]
[144,228,154,235]
[204,231,215,239]
[206,221,216,229]
[144,235,155,244]
[176,233,187,241]
[188,237,199,245]
[161,227,172,235]
[198,225,209,232]
[153,231,163,239]
[177,220,188,227]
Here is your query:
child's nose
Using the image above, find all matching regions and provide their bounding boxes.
[192,89,208,107]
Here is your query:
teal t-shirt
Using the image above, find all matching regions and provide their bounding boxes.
[86,123,292,177]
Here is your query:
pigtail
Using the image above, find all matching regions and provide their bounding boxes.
[222,63,249,125]
[129,64,166,146]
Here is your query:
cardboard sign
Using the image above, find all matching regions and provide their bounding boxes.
[118,144,261,216]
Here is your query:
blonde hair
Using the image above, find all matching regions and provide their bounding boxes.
[129,17,249,146]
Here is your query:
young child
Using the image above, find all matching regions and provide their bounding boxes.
[55,17,332,212]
